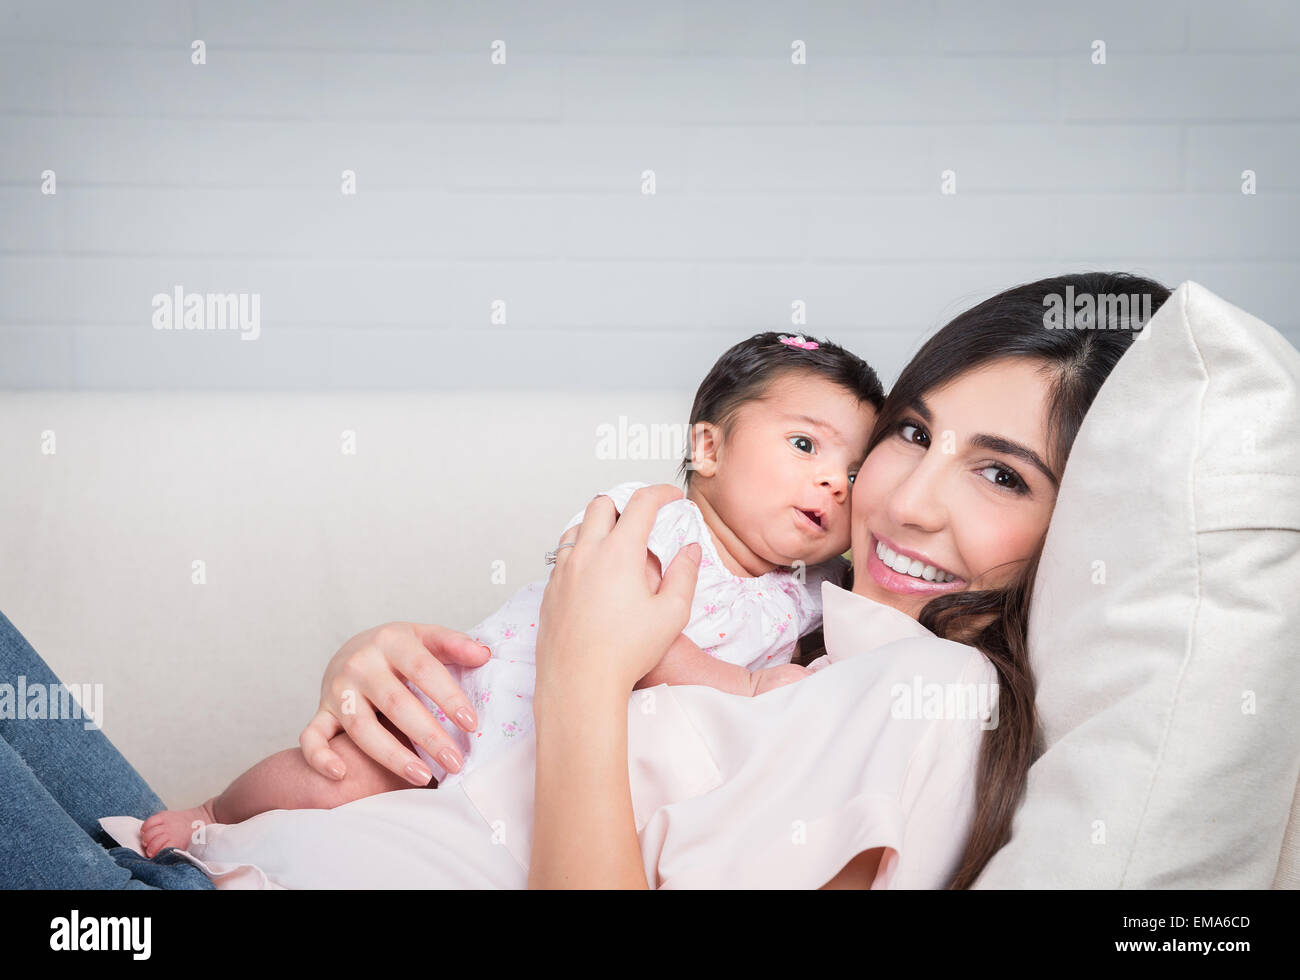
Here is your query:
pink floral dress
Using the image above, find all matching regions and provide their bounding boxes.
[410,481,848,786]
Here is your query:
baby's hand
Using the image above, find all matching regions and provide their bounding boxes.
[749,663,812,697]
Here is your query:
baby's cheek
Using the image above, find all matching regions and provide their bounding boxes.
[829,516,854,555]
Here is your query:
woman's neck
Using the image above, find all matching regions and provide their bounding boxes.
[685,484,779,578]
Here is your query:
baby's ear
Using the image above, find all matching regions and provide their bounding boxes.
[688,421,721,478]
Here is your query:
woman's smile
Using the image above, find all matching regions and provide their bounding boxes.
[866,532,966,594]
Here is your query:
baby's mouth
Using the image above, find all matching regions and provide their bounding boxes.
[795,507,826,531]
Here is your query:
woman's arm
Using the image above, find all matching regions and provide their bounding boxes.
[298,482,692,788]
[529,485,702,888]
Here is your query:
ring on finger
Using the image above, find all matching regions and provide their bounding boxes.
[544,541,578,565]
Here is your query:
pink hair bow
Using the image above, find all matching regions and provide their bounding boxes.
[779,335,819,350]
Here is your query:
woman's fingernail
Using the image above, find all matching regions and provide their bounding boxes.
[454,707,477,731]
[437,748,463,773]
[406,762,433,785]
[328,761,345,780]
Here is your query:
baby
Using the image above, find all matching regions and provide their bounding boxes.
[139,330,883,856]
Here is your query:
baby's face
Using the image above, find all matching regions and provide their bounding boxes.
[703,372,877,568]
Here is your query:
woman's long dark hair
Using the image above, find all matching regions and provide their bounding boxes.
[864,272,1170,888]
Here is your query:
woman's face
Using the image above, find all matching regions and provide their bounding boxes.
[850,357,1060,619]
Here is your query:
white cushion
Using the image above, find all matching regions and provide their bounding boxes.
[973,281,1300,888]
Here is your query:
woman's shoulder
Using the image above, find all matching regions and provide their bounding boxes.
[810,632,997,736]
[880,632,997,683]
[870,635,999,748]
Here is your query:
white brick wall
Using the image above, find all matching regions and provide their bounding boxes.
[1,0,1296,389]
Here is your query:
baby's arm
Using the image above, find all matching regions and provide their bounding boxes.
[636,632,754,696]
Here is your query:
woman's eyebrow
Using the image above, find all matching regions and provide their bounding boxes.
[910,397,1058,489]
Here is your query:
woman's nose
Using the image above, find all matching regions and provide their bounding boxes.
[886,456,948,531]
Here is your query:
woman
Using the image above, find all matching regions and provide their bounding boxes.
[0,272,1169,889]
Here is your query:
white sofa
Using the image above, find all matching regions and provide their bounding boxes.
[0,389,689,807]
[4,282,1297,887]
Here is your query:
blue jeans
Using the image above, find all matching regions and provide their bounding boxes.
[0,610,214,889]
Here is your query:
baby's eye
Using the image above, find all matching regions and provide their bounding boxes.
[848,471,857,485]
[788,435,815,454]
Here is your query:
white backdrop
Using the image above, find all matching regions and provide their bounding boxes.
[1,0,1297,389]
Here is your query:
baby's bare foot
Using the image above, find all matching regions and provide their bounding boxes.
[140,799,217,858]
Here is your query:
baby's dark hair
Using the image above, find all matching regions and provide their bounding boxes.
[677,331,886,486]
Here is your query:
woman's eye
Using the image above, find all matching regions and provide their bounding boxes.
[848,471,857,485]
[789,435,815,454]
[898,420,930,448]
[978,464,1028,495]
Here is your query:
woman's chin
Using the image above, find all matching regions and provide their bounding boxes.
[859,583,924,618]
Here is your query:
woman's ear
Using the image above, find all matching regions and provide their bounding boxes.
[689,421,721,478]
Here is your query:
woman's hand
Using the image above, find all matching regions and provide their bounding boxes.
[299,622,491,786]
[529,483,702,888]
[536,484,702,699]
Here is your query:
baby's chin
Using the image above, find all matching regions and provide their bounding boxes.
[751,528,850,570]
[776,543,849,570]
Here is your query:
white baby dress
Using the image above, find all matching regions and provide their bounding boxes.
[410,481,848,785]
